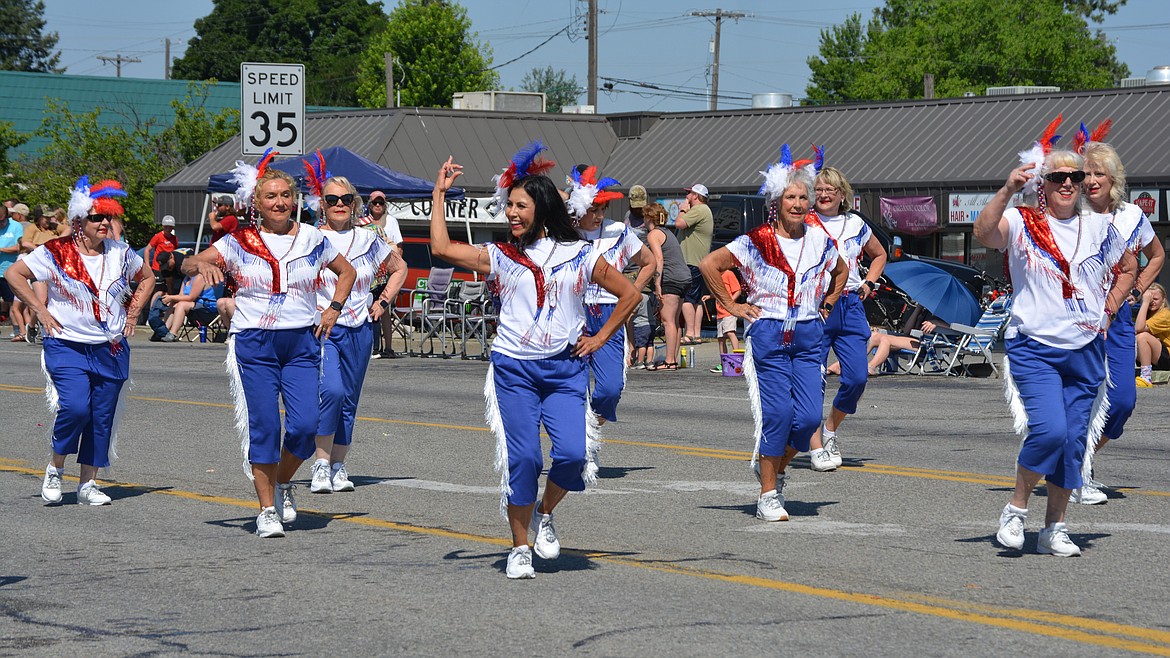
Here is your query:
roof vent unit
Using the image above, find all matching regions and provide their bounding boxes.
[451,91,546,113]
[561,105,596,114]
[752,92,793,108]
[1147,66,1170,85]
[985,85,1060,95]
[1119,76,1147,88]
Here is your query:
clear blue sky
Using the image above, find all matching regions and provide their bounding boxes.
[43,0,1170,113]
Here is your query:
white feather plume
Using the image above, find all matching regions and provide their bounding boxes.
[759,164,794,206]
[68,184,93,222]
[1017,143,1046,196]
[566,183,598,220]
[229,160,260,207]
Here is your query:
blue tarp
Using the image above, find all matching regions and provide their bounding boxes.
[205,146,463,199]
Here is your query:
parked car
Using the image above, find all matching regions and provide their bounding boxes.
[397,236,479,305]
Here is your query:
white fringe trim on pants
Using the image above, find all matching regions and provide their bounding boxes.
[483,362,512,520]
[224,336,254,480]
[743,336,764,469]
[583,399,601,487]
[1081,354,1112,483]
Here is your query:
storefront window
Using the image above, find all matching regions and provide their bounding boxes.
[940,233,965,263]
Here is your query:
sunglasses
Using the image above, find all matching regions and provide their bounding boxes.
[1042,171,1086,185]
[86,214,112,223]
[368,199,385,206]
[325,194,355,206]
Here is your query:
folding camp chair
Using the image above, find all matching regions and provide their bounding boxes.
[911,294,1013,377]
[444,280,495,359]
[413,268,456,357]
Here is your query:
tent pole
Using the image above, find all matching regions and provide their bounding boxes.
[195,194,210,252]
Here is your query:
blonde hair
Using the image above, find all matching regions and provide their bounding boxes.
[255,168,297,196]
[1149,283,1167,312]
[1082,142,1127,212]
[645,202,669,227]
[814,167,853,214]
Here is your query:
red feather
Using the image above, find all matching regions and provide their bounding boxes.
[791,158,814,171]
[527,159,556,177]
[1040,114,1062,154]
[303,149,326,198]
[593,190,624,205]
[498,163,519,190]
[89,179,126,217]
[256,149,278,178]
[1090,119,1112,144]
[581,166,598,186]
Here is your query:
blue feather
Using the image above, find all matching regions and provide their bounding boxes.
[813,144,825,172]
[512,140,546,178]
[779,144,792,168]
[595,176,620,190]
[74,175,89,191]
[570,166,583,185]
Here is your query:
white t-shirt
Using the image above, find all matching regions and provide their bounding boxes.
[1003,207,1124,349]
[23,239,145,345]
[486,238,601,359]
[215,224,339,333]
[579,219,644,305]
[725,225,839,322]
[318,228,391,327]
[809,211,871,290]
[382,216,403,245]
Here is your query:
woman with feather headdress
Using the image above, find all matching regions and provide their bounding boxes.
[300,152,408,495]
[5,177,154,506]
[699,145,848,523]
[430,143,638,579]
[975,116,1136,556]
[565,165,655,481]
[1072,122,1165,506]
[804,146,888,473]
[181,150,357,538]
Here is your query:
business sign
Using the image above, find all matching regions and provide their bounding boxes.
[1131,189,1159,221]
[948,192,1025,225]
[241,62,305,156]
[387,197,505,224]
[880,196,938,235]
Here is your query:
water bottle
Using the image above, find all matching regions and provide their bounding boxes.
[679,347,687,368]
[199,325,207,343]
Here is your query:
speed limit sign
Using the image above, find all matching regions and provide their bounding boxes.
[241,62,305,156]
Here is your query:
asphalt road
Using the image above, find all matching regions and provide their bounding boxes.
[2,335,1169,656]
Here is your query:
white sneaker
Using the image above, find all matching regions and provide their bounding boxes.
[1070,483,1107,505]
[310,459,332,493]
[530,507,560,560]
[824,435,843,468]
[77,480,111,506]
[506,545,535,579]
[1038,522,1082,557]
[277,483,297,523]
[331,463,355,492]
[256,507,285,538]
[809,448,836,472]
[996,503,1026,550]
[756,489,789,522]
[41,465,63,503]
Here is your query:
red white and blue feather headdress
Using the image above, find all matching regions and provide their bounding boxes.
[491,140,556,211]
[565,166,623,220]
[229,148,278,207]
[757,144,815,206]
[67,175,127,222]
[1071,119,1112,155]
[1017,115,1062,196]
[301,149,331,216]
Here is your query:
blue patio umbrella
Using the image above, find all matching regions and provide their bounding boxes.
[881,260,981,326]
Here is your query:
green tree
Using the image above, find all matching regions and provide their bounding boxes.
[356,0,499,108]
[806,0,1129,103]
[520,66,583,113]
[11,83,239,245]
[0,0,61,72]
[171,0,389,107]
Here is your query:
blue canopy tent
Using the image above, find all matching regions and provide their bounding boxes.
[198,146,463,245]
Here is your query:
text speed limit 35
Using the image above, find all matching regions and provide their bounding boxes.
[241,62,305,156]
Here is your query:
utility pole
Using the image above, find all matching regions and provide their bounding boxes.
[96,54,141,78]
[164,39,171,80]
[923,73,934,99]
[385,52,395,108]
[688,9,746,111]
[587,0,598,107]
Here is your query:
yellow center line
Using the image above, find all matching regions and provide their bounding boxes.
[0,383,1163,495]
[2,459,1167,655]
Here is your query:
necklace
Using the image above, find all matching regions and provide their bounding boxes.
[262,222,300,261]
[79,241,113,318]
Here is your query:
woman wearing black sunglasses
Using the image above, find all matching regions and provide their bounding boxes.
[975,119,1137,558]
[307,174,407,495]
[182,157,356,538]
[5,177,154,506]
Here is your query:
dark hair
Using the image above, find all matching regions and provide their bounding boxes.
[511,175,579,247]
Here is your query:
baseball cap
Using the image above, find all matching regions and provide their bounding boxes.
[684,184,709,198]
[215,194,234,206]
[628,185,647,208]
[368,190,386,201]
[161,215,176,226]
[11,203,29,216]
